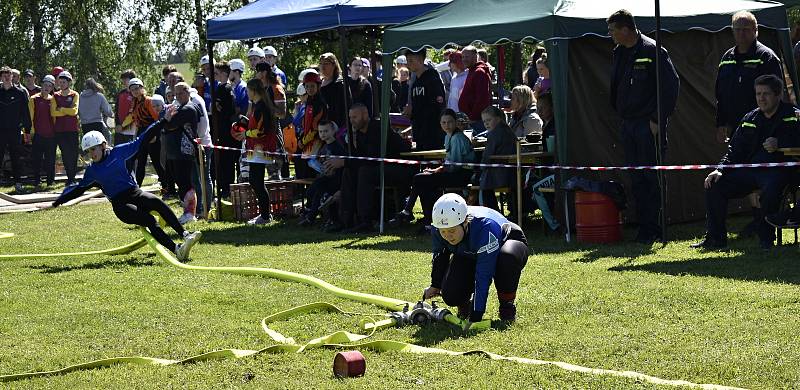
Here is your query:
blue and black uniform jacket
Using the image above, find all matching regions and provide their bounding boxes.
[715,41,783,129]
[610,32,680,126]
[53,120,165,206]
[719,102,800,171]
[430,206,516,322]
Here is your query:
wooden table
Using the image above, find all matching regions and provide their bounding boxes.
[401,149,446,159]
[779,148,800,156]
[401,144,554,228]
[490,151,555,226]
[491,151,554,163]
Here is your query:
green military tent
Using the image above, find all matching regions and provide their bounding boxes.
[382,0,797,224]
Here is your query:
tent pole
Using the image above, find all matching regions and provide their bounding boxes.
[379,53,393,234]
[339,26,353,156]
[207,38,221,220]
[654,0,667,241]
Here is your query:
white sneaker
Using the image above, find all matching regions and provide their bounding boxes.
[247,214,272,225]
[178,212,197,225]
[175,231,202,261]
[176,243,188,262]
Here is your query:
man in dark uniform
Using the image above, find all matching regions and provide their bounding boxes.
[406,49,446,151]
[0,66,32,193]
[325,104,413,233]
[715,10,784,237]
[608,10,680,244]
[693,75,799,250]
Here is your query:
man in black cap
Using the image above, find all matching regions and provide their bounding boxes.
[22,69,40,96]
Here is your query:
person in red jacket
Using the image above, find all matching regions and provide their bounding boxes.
[458,46,492,132]
[50,71,80,185]
[29,75,57,188]
[244,78,280,225]
[115,69,137,146]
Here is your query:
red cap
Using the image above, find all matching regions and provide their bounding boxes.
[303,71,321,84]
[51,66,64,77]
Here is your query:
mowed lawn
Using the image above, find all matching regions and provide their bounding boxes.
[1,201,799,389]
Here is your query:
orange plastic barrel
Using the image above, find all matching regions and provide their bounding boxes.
[575,191,622,243]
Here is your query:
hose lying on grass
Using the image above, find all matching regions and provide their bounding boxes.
[0,229,745,390]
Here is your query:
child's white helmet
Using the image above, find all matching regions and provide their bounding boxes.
[81,131,107,151]
[431,193,468,229]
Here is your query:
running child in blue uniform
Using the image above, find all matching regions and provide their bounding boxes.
[52,119,202,261]
[422,193,529,330]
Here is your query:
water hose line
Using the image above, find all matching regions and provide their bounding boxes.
[0,229,745,389]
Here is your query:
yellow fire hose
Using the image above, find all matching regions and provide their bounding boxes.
[0,229,745,389]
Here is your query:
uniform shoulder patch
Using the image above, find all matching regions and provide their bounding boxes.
[477,231,499,254]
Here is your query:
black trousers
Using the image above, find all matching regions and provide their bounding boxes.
[111,188,185,253]
[340,164,415,224]
[622,118,663,239]
[81,122,111,146]
[55,132,80,183]
[160,135,175,193]
[705,168,792,244]
[31,134,56,185]
[440,229,529,308]
[248,162,272,218]
[165,159,194,200]
[404,169,473,224]
[217,148,239,198]
[0,130,22,184]
[306,173,341,219]
[134,133,166,186]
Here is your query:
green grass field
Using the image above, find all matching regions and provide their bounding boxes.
[1,201,799,388]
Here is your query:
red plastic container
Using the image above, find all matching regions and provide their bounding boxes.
[575,191,622,243]
[333,350,366,378]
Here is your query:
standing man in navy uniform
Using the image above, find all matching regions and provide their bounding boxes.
[715,11,783,237]
[608,10,680,244]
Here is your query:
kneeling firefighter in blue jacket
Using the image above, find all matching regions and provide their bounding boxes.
[422,193,529,331]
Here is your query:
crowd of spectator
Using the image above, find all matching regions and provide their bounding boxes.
[1,41,554,234]
[3,8,796,250]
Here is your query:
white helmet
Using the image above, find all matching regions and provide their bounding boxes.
[264,45,278,57]
[81,131,107,151]
[431,193,468,229]
[229,59,246,72]
[128,78,144,89]
[247,47,265,58]
[200,55,209,65]
[395,55,407,65]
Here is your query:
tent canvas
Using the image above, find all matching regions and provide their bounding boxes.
[383,0,796,224]
[207,0,450,41]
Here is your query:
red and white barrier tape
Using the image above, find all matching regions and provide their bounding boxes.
[195,140,800,171]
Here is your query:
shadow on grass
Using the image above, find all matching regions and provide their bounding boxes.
[198,220,345,247]
[609,248,800,283]
[198,220,431,253]
[407,317,515,347]
[333,236,429,253]
[28,254,158,274]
